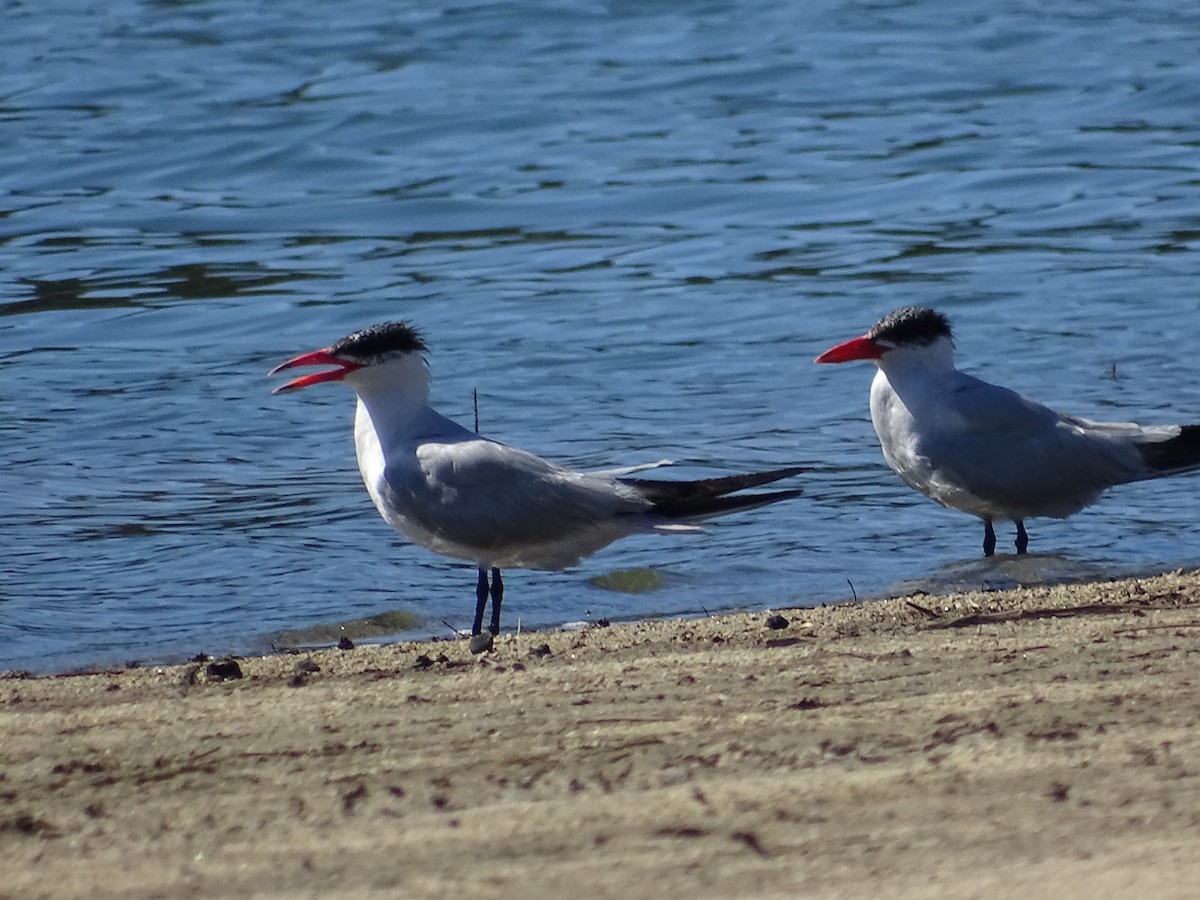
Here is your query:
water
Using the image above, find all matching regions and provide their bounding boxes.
[4,0,1200,672]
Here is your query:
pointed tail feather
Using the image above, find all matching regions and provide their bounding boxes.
[617,465,805,505]
[1138,425,1200,475]
[647,487,803,521]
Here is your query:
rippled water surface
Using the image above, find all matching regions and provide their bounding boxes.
[5,0,1200,671]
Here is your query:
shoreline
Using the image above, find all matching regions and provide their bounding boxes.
[6,569,1200,898]
[11,555,1176,681]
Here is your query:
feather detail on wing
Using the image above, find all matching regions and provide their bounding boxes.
[886,374,1150,518]
[1135,424,1200,475]
[373,445,800,569]
[372,439,661,569]
[588,458,676,478]
[618,466,804,520]
[395,440,647,533]
[946,376,1060,437]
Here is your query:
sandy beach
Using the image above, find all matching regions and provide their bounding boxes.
[6,569,1200,899]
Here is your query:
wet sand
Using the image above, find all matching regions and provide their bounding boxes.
[5,570,1200,899]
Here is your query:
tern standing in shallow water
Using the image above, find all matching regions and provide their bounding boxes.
[815,306,1200,556]
[272,322,803,653]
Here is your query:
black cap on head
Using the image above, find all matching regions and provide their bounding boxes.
[330,322,428,361]
[868,306,952,347]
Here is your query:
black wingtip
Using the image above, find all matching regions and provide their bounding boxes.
[649,487,803,521]
[616,465,803,521]
[1139,424,1200,474]
[618,466,804,503]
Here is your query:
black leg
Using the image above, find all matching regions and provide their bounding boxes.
[469,567,496,654]
[472,567,488,636]
[1015,520,1029,554]
[983,520,996,557]
[488,568,504,636]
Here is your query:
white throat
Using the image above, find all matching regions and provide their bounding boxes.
[343,353,433,449]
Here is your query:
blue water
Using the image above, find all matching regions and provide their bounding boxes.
[4,0,1200,672]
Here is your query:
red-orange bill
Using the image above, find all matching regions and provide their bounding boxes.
[814,335,885,364]
[269,349,362,393]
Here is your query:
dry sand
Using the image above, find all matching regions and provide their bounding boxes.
[5,570,1200,899]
